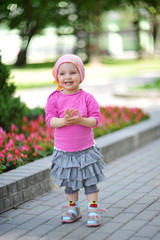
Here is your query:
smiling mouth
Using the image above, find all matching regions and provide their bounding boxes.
[64,81,73,85]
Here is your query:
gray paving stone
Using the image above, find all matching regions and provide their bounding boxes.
[112,199,136,208]
[136,185,157,193]
[137,196,159,205]
[0,208,25,218]
[121,219,147,231]
[113,188,134,198]
[0,217,7,224]
[101,195,123,205]
[146,202,160,211]
[53,220,84,234]
[147,188,160,197]
[60,224,97,240]
[107,230,134,240]
[84,232,110,240]
[95,222,124,234]
[105,207,124,218]
[5,214,33,225]
[40,229,69,240]
[129,237,150,240]
[152,233,160,240]
[42,215,62,229]
[112,212,136,223]
[17,218,47,231]
[23,205,51,216]
[37,209,62,220]
[18,199,44,210]
[149,215,160,226]
[135,225,160,238]
[0,223,16,236]
[135,210,158,221]
[26,224,54,237]
[98,190,115,200]
[125,192,146,200]
[0,228,28,240]
[17,236,39,240]
[35,190,61,201]
[124,203,148,213]
[40,196,65,208]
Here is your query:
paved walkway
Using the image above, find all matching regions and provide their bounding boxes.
[0,138,160,240]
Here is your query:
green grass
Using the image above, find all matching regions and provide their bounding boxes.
[9,67,53,89]
[134,78,160,90]
[9,62,55,69]
[8,62,56,89]
[8,58,160,89]
[101,57,160,77]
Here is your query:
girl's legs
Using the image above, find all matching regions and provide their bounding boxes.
[61,188,82,223]
[66,192,79,202]
[66,187,98,205]
[86,191,98,203]
[85,186,101,227]
[61,185,101,225]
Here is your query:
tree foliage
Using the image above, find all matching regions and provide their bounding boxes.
[0,0,159,65]
[0,0,127,65]
[124,0,160,54]
[0,0,72,66]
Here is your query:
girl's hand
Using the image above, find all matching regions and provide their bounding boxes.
[64,108,82,125]
[68,110,82,125]
[64,108,96,127]
[64,108,76,125]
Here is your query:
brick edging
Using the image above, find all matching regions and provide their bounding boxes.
[96,112,160,162]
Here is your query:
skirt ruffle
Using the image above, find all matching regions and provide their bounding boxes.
[51,146,106,191]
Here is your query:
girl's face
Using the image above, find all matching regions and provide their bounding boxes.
[58,63,81,94]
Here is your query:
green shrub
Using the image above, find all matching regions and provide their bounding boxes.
[24,106,45,120]
[0,55,25,131]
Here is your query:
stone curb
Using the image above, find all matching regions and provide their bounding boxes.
[0,112,160,214]
[96,112,160,162]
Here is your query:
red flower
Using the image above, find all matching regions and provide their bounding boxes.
[14,149,20,155]
[7,153,12,162]
[13,156,18,162]
[21,145,30,152]
[11,124,18,132]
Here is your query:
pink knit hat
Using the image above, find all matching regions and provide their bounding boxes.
[52,54,85,83]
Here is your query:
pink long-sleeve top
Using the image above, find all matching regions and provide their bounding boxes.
[45,89,100,152]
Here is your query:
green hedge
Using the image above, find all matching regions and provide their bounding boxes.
[0,55,25,131]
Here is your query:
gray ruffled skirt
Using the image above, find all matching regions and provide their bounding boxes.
[51,145,106,191]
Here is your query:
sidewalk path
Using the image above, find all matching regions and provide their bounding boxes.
[0,138,160,240]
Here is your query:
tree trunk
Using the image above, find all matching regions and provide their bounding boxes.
[92,0,101,57]
[15,30,35,66]
[15,48,27,67]
[152,14,159,55]
[15,36,31,67]
[133,9,143,59]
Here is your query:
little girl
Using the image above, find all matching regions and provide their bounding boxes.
[45,54,105,227]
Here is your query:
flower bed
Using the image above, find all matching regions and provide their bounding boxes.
[94,106,149,138]
[0,106,149,174]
